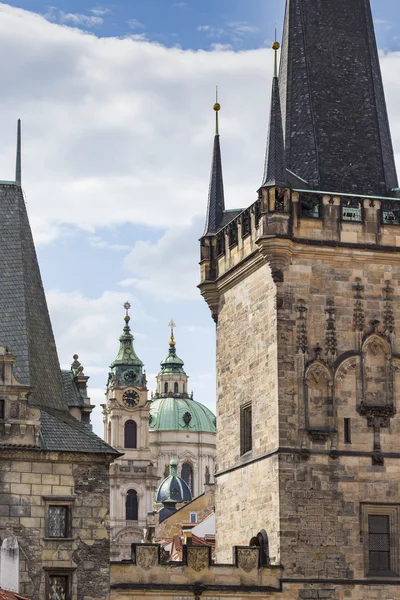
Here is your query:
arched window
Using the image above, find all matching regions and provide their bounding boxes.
[124,420,137,449]
[164,382,168,394]
[249,530,270,566]
[174,382,179,393]
[181,462,193,492]
[126,490,138,521]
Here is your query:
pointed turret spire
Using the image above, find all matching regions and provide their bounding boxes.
[15,119,21,187]
[203,89,225,236]
[261,38,287,189]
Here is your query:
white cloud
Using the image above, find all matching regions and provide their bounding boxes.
[88,235,131,251]
[127,18,145,30]
[210,43,233,52]
[91,7,111,17]
[44,7,104,27]
[0,3,398,249]
[47,289,150,367]
[122,217,203,301]
[197,24,226,38]
[228,22,259,36]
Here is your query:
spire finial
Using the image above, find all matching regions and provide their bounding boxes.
[168,319,176,347]
[272,24,280,78]
[213,86,221,136]
[16,119,21,187]
[123,301,131,323]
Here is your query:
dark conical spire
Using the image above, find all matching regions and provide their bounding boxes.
[15,119,21,187]
[203,92,225,235]
[279,0,398,196]
[261,41,287,188]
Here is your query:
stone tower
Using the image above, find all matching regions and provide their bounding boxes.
[200,0,400,595]
[103,304,159,559]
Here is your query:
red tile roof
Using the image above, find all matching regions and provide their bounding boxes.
[0,589,31,600]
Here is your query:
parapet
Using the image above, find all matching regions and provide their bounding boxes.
[110,543,282,595]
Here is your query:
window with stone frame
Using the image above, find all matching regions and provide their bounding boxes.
[45,569,74,600]
[44,496,75,540]
[240,403,252,456]
[361,503,400,577]
[48,506,69,538]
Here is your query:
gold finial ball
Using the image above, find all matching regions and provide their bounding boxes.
[272,41,280,51]
[213,102,221,112]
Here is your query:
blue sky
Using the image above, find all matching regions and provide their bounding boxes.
[0,0,399,437]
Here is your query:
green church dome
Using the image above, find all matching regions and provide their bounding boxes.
[149,396,216,433]
[150,323,216,433]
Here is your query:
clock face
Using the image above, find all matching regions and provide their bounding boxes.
[124,369,137,383]
[123,390,139,408]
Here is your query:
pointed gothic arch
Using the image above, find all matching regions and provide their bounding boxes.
[304,361,333,432]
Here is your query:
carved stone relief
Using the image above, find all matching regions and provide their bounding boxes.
[305,362,333,432]
[187,546,209,572]
[237,547,259,573]
[295,299,308,353]
[135,545,158,571]
[361,335,392,407]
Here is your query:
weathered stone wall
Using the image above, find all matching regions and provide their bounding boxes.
[276,252,400,576]
[0,451,111,600]
[215,261,279,562]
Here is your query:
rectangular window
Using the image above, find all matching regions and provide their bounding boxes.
[361,504,400,577]
[48,574,69,600]
[344,418,351,444]
[368,515,391,575]
[189,513,197,524]
[48,506,68,538]
[0,399,4,419]
[240,403,252,456]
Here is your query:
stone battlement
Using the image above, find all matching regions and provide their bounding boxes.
[111,543,282,597]
[200,187,400,293]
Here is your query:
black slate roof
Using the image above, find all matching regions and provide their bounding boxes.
[262,76,287,188]
[61,370,83,407]
[279,0,398,196]
[203,134,225,236]
[0,184,66,411]
[0,182,116,455]
[40,408,119,454]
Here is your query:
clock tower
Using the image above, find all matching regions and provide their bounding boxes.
[103,303,159,560]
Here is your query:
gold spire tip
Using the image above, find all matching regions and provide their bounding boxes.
[168,319,176,346]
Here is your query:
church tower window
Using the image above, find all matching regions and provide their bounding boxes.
[174,382,179,393]
[124,420,137,449]
[126,489,138,521]
[181,462,193,491]
[164,382,168,394]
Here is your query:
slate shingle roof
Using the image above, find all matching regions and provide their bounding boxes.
[61,370,83,407]
[40,408,119,454]
[262,76,287,188]
[0,182,117,455]
[279,0,398,196]
[203,135,225,236]
[0,184,66,411]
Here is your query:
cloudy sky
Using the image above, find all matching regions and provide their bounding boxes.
[0,0,399,437]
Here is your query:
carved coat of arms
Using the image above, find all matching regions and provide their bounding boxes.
[136,546,158,571]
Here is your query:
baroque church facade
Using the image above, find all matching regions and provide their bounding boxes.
[110,0,400,598]
[103,314,216,560]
